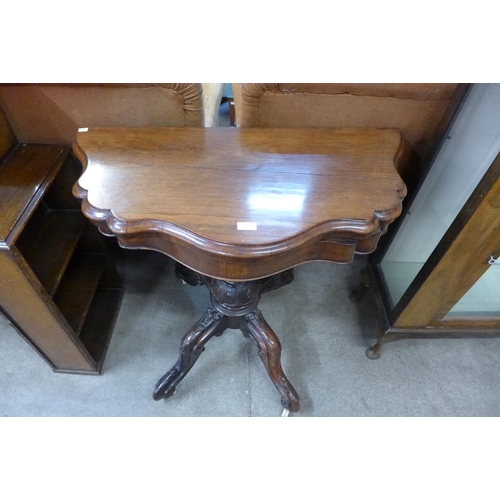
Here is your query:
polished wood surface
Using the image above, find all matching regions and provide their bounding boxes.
[74,127,407,280]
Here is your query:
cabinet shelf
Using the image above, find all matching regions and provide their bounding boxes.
[53,253,108,335]
[0,142,123,374]
[78,287,123,370]
[17,209,85,296]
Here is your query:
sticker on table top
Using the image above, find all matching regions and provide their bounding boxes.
[237,222,257,230]
[78,127,89,132]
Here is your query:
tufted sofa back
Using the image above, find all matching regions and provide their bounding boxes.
[232,83,459,159]
[0,83,204,145]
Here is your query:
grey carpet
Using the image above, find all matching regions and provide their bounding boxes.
[1,248,500,417]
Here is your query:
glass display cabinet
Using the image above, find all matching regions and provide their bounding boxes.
[359,83,500,358]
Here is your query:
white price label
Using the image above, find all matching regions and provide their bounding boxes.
[237,222,257,231]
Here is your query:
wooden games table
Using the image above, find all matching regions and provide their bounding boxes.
[73,127,407,413]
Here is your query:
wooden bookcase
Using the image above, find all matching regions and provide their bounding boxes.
[0,143,123,373]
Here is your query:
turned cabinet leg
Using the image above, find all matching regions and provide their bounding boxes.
[348,266,385,359]
[242,309,300,412]
[153,307,227,400]
[366,342,383,360]
[366,329,402,360]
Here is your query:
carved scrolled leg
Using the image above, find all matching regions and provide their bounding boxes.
[153,308,227,400]
[154,274,302,411]
[174,262,203,286]
[260,269,295,295]
[243,309,300,412]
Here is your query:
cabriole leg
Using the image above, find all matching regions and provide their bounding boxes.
[153,307,227,400]
[242,309,300,412]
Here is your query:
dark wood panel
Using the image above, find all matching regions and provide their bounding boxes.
[0,250,97,372]
[78,287,124,371]
[53,253,107,334]
[12,200,49,247]
[76,220,111,255]
[43,154,83,210]
[16,210,86,296]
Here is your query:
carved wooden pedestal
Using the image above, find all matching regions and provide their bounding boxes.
[154,265,299,411]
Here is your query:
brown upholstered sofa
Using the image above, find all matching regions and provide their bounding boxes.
[232,83,462,189]
[232,83,458,156]
[0,83,205,145]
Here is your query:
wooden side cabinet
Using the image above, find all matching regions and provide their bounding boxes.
[360,83,500,357]
[0,143,123,374]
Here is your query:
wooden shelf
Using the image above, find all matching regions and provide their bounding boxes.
[17,210,85,296]
[78,287,124,371]
[53,253,108,335]
[0,116,123,374]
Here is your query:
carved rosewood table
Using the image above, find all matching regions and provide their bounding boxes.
[73,127,407,413]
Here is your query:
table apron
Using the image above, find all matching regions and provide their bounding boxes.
[108,229,383,281]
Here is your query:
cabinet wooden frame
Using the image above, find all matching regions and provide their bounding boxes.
[0,142,124,374]
[390,152,500,328]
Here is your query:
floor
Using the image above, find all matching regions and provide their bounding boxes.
[2,248,500,417]
[1,102,500,417]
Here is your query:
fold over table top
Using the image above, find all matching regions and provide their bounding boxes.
[73,127,407,280]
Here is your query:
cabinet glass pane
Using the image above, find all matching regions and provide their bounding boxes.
[380,84,500,308]
[445,265,500,318]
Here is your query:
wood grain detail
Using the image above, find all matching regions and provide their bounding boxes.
[73,127,407,280]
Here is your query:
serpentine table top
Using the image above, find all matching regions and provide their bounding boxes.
[73,127,407,281]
